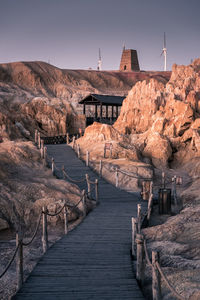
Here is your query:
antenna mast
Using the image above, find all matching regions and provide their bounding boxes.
[97,48,102,71]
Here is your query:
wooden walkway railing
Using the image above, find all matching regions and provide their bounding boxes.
[1,130,185,299]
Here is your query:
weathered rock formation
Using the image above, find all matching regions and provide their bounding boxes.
[0,61,170,139]
[113,59,200,167]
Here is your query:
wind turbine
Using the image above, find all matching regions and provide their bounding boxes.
[161,32,167,71]
[97,48,102,71]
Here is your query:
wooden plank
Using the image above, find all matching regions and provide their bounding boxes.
[13,144,147,300]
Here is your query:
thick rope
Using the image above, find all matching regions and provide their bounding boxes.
[155,261,186,300]
[45,204,66,217]
[67,195,84,217]
[0,244,20,278]
[63,169,86,183]
[22,212,43,246]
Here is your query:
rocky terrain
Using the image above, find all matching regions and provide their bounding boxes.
[1,58,200,299]
[75,59,200,299]
[0,61,170,139]
[0,62,170,299]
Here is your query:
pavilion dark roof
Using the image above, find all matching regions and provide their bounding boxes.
[79,94,126,106]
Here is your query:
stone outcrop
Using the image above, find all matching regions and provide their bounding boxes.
[0,61,170,139]
[113,59,200,167]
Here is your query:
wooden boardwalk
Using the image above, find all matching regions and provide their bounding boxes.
[13,144,146,300]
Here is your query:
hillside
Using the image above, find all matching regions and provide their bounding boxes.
[0,61,170,139]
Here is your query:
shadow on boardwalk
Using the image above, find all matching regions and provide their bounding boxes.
[13,144,146,300]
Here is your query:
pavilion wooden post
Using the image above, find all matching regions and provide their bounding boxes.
[95,104,98,119]
[100,103,103,119]
[106,105,108,118]
[42,206,48,253]
[152,251,161,300]
[83,103,86,115]
[111,105,114,120]
[116,106,118,118]
[16,232,23,290]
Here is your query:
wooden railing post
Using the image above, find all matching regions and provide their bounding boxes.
[38,132,41,149]
[85,174,91,198]
[34,129,38,145]
[40,139,44,159]
[162,171,165,188]
[115,169,119,188]
[136,233,144,283]
[86,151,89,167]
[77,144,80,159]
[64,205,68,234]
[51,158,55,175]
[131,217,138,258]
[147,193,153,221]
[152,251,161,300]
[42,206,48,253]
[66,133,69,145]
[72,136,75,149]
[95,179,99,204]
[172,175,177,205]
[137,204,142,233]
[82,189,86,217]
[16,232,23,290]
[99,160,102,177]
[43,146,47,167]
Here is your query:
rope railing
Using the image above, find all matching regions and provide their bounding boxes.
[45,204,66,217]
[155,261,186,300]
[131,190,187,300]
[0,194,86,291]
[22,212,43,246]
[36,130,186,299]
[0,244,20,279]
[62,168,86,184]
[0,132,99,293]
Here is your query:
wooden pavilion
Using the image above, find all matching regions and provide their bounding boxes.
[79,94,126,126]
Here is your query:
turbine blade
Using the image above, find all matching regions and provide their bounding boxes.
[160,50,164,57]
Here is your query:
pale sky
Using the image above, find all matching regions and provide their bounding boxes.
[0,0,199,71]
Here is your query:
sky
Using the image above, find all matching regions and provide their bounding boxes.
[0,0,199,71]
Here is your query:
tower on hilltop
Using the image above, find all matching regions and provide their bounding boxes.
[119,48,140,71]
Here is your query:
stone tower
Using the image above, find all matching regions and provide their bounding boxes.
[119,49,140,71]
